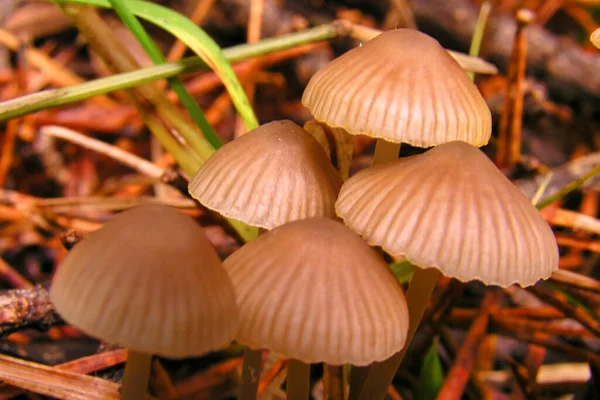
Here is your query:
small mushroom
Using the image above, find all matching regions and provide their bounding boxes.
[50,205,238,400]
[224,217,409,399]
[336,141,559,399]
[302,29,491,166]
[188,120,342,230]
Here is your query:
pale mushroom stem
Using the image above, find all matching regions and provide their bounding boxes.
[287,359,310,400]
[331,128,355,181]
[372,140,401,166]
[240,348,262,400]
[358,267,441,400]
[121,350,153,400]
[349,366,370,400]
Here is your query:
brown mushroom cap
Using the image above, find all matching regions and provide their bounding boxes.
[50,205,238,358]
[302,29,491,148]
[335,141,559,287]
[188,120,342,229]
[224,217,409,366]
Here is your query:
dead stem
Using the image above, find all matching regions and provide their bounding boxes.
[496,9,534,169]
[40,126,163,179]
[0,258,32,289]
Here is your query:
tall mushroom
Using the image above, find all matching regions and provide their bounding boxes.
[303,28,492,396]
[188,119,342,399]
[302,28,491,167]
[224,217,409,400]
[336,141,559,399]
[50,205,238,400]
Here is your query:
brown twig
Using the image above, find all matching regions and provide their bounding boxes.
[510,333,546,400]
[527,284,600,338]
[257,358,286,396]
[508,357,540,400]
[175,357,242,399]
[511,331,600,363]
[0,258,31,289]
[438,290,501,400]
[496,9,534,169]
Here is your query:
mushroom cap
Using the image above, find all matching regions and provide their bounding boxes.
[50,205,238,358]
[302,29,491,148]
[335,141,559,287]
[188,120,342,229]
[224,217,409,366]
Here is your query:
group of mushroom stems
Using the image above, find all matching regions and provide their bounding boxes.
[48,29,559,400]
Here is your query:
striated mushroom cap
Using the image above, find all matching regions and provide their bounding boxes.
[302,29,491,148]
[50,205,238,358]
[224,217,409,365]
[188,120,342,229]
[336,141,559,287]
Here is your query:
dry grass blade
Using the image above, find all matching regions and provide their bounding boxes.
[40,126,164,179]
[0,353,126,400]
[0,350,128,398]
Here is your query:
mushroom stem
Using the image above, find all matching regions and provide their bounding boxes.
[348,365,369,399]
[331,128,355,181]
[121,350,153,400]
[240,348,262,400]
[287,359,310,400]
[347,138,401,398]
[324,364,346,399]
[372,140,401,166]
[358,267,441,400]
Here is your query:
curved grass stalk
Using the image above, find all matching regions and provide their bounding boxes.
[53,0,259,132]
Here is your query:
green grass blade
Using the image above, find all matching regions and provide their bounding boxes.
[416,338,444,400]
[54,0,259,131]
[390,259,416,284]
[537,163,600,210]
[468,0,492,81]
[107,0,222,149]
[0,23,343,121]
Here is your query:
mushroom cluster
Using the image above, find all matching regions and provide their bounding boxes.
[302,28,559,400]
[49,28,559,400]
[186,118,409,399]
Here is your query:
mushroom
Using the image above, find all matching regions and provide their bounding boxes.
[188,120,342,230]
[302,28,491,167]
[223,217,409,399]
[50,205,238,400]
[188,120,342,399]
[336,141,559,399]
